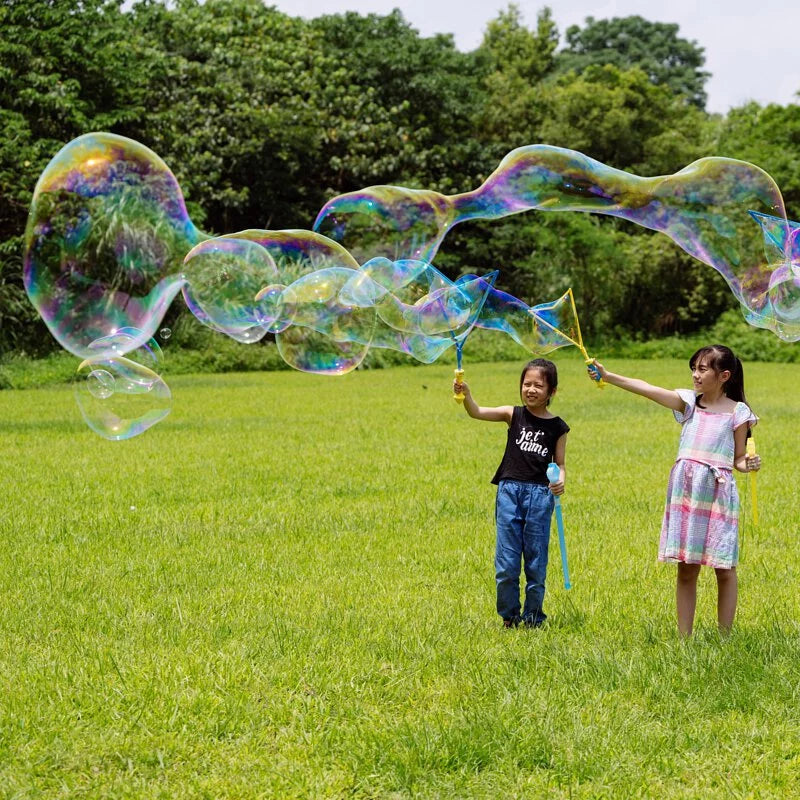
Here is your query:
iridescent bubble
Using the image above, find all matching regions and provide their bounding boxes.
[253,284,295,333]
[352,263,495,339]
[182,236,278,343]
[87,326,164,368]
[276,267,376,373]
[313,187,455,264]
[747,212,800,333]
[24,132,202,357]
[338,257,431,307]
[315,145,799,341]
[74,326,172,440]
[276,327,371,375]
[247,228,360,277]
[26,132,800,399]
[476,285,579,354]
[75,354,172,440]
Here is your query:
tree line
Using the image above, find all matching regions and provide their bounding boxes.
[2,0,799,356]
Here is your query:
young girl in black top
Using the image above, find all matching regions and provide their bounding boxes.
[453,359,569,628]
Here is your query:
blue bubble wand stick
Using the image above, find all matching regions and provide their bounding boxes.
[546,461,571,590]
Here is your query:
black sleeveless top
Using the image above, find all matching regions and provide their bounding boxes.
[491,406,570,485]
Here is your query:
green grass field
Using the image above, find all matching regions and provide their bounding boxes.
[1,358,799,798]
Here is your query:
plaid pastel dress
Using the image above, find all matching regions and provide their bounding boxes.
[659,389,757,569]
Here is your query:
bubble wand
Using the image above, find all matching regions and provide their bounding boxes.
[453,343,466,403]
[529,289,605,387]
[450,271,499,403]
[568,288,606,387]
[738,436,759,562]
[546,462,571,590]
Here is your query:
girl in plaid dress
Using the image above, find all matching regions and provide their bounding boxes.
[589,345,761,636]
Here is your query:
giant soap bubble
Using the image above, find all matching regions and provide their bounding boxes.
[315,145,800,341]
[24,133,201,359]
[23,133,800,438]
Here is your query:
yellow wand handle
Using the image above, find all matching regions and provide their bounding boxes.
[585,358,606,388]
[454,368,465,404]
[746,437,758,526]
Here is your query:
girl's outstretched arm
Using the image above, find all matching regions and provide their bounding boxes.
[589,360,686,412]
[452,379,513,423]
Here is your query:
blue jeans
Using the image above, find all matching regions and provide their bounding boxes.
[495,480,554,624]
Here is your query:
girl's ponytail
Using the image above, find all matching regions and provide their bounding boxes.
[726,356,746,404]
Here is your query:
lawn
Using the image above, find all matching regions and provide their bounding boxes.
[1,357,798,798]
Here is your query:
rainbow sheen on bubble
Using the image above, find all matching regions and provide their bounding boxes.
[315,145,800,341]
[23,133,800,441]
[86,368,115,400]
[476,286,578,354]
[24,132,203,358]
[182,237,277,343]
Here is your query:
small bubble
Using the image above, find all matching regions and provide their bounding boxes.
[86,368,115,399]
[159,327,172,340]
[130,506,136,511]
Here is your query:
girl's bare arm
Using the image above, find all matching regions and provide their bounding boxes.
[733,425,761,473]
[453,379,513,424]
[590,360,685,412]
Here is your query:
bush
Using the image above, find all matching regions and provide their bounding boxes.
[590,309,800,364]
[3,306,798,390]
[0,351,78,390]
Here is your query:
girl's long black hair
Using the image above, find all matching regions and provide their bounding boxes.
[690,344,750,412]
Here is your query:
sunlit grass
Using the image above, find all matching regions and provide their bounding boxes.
[1,358,798,797]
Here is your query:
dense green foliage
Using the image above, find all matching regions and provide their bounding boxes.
[1,361,799,796]
[1,0,799,359]
[556,15,710,107]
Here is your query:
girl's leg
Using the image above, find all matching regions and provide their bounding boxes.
[521,485,552,626]
[495,482,523,623]
[676,562,701,636]
[715,567,737,633]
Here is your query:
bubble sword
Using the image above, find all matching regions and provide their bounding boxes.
[546,462,571,590]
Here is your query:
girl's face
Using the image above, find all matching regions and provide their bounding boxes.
[520,367,553,412]
[691,356,731,395]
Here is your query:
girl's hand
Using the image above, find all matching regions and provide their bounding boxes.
[746,453,762,472]
[588,358,607,382]
[549,478,565,496]
[453,378,470,397]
